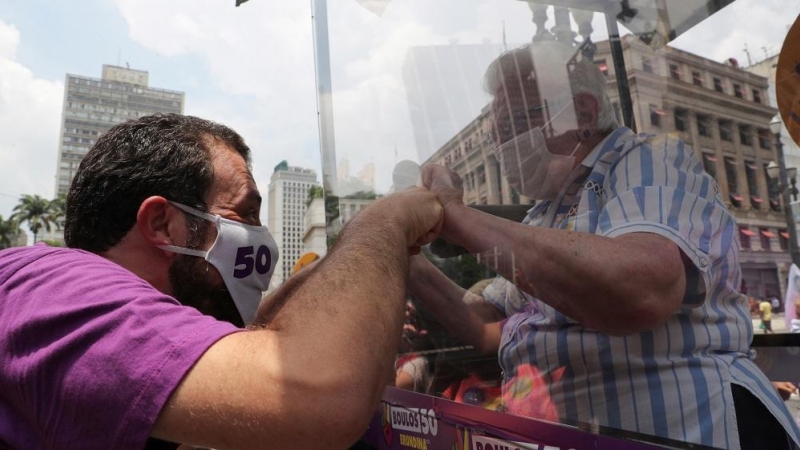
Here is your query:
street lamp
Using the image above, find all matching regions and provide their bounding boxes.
[768,118,800,267]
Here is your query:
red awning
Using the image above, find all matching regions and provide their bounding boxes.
[650,106,667,116]
[745,162,758,170]
[761,230,776,238]
[731,194,743,201]
[704,154,717,162]
[781,231,791,239]
[751,196,763,203]
[740,229,757,237]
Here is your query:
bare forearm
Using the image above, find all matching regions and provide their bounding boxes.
[409,256,502,353]
[442,205,685,335]
[263,209,409,409]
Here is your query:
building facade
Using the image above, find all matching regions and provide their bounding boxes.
[267,161,319,284]
[745,55,800,172]
[424,36,790,300]
[603,36,786,300]
[302,196,328,259]
[55,65,185,197]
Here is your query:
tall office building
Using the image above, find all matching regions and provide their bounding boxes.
[55,65,185,197]
[267,161,320,284]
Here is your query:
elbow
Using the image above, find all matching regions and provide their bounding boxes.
[595,284,684,337]
[599,246,686,336]
[287,365,387,449]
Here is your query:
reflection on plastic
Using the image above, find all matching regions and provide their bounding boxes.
[392,160,421,191]
[430,237,467,258]
[503,364,563,423]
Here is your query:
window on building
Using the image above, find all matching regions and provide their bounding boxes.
[780,230,790,251]
[714,77,724,93]
[669,64,681,80]
[739,125,753,146]
[739,226,755,249]
[765,162,782,211]
[594,59,608,76]
[758,129,773,150]
[745,160,761,209]
[649,105,664,127]
[674,109,688,132]
[752,89,762,103]
[702,153,717,178]
[719,120,732,141]
[760,228,775,251]
[725,157,740,206]
[692,70,703,86]
[733,83,744,98]
[697,114,710,137]
[642,57,653,73]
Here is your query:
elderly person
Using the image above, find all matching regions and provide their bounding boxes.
[409,41,800,449]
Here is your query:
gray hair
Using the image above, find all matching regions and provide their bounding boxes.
[483,41,619,133]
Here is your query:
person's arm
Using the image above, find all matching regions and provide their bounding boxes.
[408,255,503,354]
[151,188,443,450]
[773,381,798,401]
[438,205,685,336]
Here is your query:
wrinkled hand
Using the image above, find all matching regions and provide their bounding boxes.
[420,164,465,212]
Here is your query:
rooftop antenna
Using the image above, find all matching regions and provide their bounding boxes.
[761,46,770,60]
[743,43,753,66]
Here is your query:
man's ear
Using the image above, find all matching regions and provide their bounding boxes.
[136,196,186,248]
[574,92,600,136]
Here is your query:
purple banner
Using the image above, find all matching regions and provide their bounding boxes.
[359,387,706,450]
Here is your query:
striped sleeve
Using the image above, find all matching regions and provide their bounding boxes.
[596,135,736,307]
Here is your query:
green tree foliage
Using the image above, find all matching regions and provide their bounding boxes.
[11,194,57,244]
[306,185,325,207]
[343,190,377,200]
[0,215,23,249]
[41,239,65,247]
[49,192,67,229]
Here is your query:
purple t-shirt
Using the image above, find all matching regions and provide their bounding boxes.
[0,244,240,449]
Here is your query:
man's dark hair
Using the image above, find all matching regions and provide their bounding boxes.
[64,113,251,253]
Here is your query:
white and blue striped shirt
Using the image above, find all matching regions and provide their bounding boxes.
[484,127,800,449]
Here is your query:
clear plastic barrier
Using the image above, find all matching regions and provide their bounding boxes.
[314,0,800,447]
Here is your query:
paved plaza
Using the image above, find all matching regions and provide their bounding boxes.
[753,313,789,334]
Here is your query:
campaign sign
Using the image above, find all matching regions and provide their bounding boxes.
[359,387,713,450]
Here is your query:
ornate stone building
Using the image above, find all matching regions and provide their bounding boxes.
[425,35,789,299]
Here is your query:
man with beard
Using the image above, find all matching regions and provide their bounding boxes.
[0,113,443,450]
[409,41,800,449]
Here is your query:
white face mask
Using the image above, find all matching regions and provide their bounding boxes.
[157,201,279,325]
[494,101,581,200]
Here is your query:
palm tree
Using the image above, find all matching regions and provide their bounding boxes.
[49,192,67,230]
[11,194,55,244]
[0,215,21,249]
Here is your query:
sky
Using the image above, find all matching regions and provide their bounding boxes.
[0,0,798,241]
